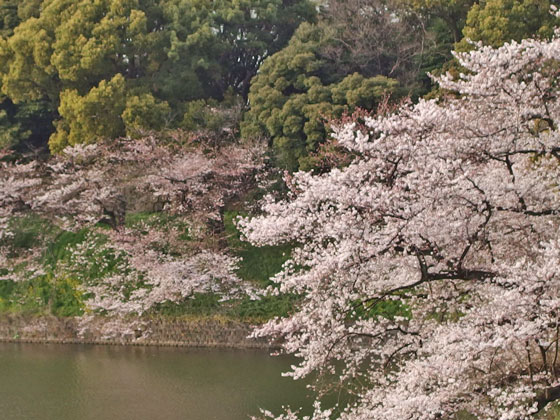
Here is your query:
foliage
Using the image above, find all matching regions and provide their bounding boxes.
[240,32,560,419]
[42,229,90,268]
[124,212,190,238]
[459,0,559,49]
[401,0,476,43]
[0,1,51,150]
[0,99,55,150]
[122,93,171,138]
[162,0,317,100]
[242,23,399,170]
[39,274,84,317]
[0,0,19,38]
[228,293,300,323]
[0,0,315,151]
[2,214,57,253]
[151,292,222,317]
[396,0,476,93]
[318,0,433,89]
[180,90,245,144]
[50,74,127,151]
[143,292,300,323]
[0,273,84,316]
[224,210,292,285]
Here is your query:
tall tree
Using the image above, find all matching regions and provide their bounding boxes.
[319,0,430,87]
[242,22,399,171]
[0,0,315,152]
[240,32,560,419]
[0,0,50,150]
[459,0,559,48]
[403,0,476,43]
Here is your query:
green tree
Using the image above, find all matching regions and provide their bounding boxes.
[0,0,49,150]
[0,0,40,38]
[0,0,315,152]
[0,98,55,150]
[0,1,18,38]
[396,0,477,92]
[318,0,431,89]
[212,0,317,98]
[402,0,476,43]
[122,93,171,137]
[459,0,559,49]
[242,23,398,171]
[50,74,127,151]
[160,0,316,101]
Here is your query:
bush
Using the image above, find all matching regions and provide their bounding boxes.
[0,274,84,316]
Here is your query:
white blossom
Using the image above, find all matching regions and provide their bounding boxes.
[241,34,560,419]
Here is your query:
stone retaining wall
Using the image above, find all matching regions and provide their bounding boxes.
[0,314,277,349]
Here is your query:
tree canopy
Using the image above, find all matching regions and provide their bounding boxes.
[0,0,315,152]
[240,31,560,419]
[241,0,482,170]
[461,0,559,48]
[0,0,52,150]
[241,22,400,171]
[1,0,556,159]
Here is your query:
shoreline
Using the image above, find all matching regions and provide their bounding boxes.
[0,314,278,350]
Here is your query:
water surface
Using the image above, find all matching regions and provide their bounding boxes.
[0,343,311,420]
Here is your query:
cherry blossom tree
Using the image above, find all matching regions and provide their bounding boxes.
[77,228,257,318]
[0,135,264,322]
[239,31,560,419]
[0,136,265,230]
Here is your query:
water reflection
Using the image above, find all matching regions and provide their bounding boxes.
[0,343,311,420]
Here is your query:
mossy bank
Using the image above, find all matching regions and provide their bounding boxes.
[0,313,278,349]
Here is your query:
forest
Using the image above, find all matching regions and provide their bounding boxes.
[2,0,560,419]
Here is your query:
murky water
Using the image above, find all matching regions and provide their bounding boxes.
[0,343,312,420]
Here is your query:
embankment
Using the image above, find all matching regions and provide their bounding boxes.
[0,314,276,349]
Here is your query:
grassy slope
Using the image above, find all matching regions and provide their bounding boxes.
[0,209,297,323]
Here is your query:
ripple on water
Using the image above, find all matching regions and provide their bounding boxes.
[0,343,313,420]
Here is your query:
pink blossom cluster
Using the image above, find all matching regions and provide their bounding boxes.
[0,137,264,325]
[46,214,257,321]
[147,142,265,222]
[0,136,264,230]
[241,34,560,419]
[77,227,253,317]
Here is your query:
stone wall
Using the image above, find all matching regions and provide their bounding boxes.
[0,314,277,349]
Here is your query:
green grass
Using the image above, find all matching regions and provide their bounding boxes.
[538,402,560,420]
[151,293,222,317]
[2,215,59,255]
[1,222,123,316]
[125,211,191,241]
[0,274,84,316]
[227,294,300,323]
[223,211,292,286]
[42,229,92,268]
[42,228,129,282]
[0,216,85,315]
[147,292,301,324]
[0,277,16,312]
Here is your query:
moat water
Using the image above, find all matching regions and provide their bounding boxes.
[0,343,311,420]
